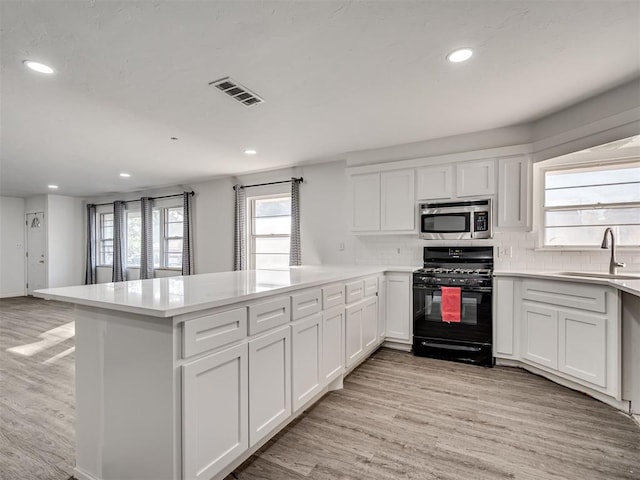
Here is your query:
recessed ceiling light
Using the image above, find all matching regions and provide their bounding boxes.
[119,173,131,178]
[48,185,59,189]
[244,149,257,155]
[23,60,55,74]
[447,48,473,63]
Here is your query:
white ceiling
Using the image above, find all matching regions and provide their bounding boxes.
[1,1,639,198]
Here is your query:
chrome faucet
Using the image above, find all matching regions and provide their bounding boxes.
[601,227,626,275]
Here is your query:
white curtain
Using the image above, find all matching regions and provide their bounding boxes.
[140,197,154,279]
[289,178,301,266]
[84,204,97,284]
[233,185,247,270]
[182,192,194,275]
[112,201,127,282]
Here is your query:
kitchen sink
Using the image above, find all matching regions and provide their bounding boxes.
[558,271,640,280]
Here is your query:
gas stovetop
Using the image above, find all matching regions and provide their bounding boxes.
[414,267,492,276]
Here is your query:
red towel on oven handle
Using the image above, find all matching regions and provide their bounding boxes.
[441,286,461,323]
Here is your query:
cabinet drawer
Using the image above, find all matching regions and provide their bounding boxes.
[521,280,606,313]
[291,289,322,321]
[183,307,247,358]
[322,284,345,309]
[364,277,378,297]
[345,280,364,304]
[248,297,290,335]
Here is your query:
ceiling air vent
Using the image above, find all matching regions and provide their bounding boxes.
[209,77,264,107]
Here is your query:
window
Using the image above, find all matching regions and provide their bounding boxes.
[126,211,141,266]
[161,206,184,268]
[96,203,184,270]
[98,213,113,265]
[542,160,640,247]
[248,194,291,269]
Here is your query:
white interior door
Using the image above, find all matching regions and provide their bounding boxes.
[26,212,46,294]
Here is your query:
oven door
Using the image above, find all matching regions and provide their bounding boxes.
[413,283,492,343]
[420,212,471,239]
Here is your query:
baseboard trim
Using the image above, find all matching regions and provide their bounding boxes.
[73,467,99,480]
[0,292,26,299]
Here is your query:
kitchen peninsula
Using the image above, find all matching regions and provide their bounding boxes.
[35,265,410,480]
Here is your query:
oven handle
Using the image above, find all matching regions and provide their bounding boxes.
[413,284,492,293]
[420,341,483,352]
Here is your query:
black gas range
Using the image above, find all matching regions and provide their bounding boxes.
[413,247,494,367]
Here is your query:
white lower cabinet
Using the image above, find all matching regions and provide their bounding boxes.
[248,325,291,447]
[182,343,248,480]
[521,301,559,369]
[558,310,607,388]
[346,296,379,369]
[345,301,364,368]
[384,273,412,343]
[291,313,323,412]
[322,306,345,384]
[362,296,378,351]
[517,279,620,398]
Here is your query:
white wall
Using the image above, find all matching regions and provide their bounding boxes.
[0,196,26,297]
[46,195,85,288]
[192,176,235,274]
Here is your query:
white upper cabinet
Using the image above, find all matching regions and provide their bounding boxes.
[416,164,453,200]
[349,173,381,231]
[381,169,415,231]
[349,169,415,233]
[497,155,531,230]
[457,159,496,197]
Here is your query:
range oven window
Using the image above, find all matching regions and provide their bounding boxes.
[413,285,492,343]
[421,213,469,233]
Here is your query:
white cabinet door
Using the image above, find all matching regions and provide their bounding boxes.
[291,313,323,412]
[377,276,387,341]
[349,173,380,231]
[497,155,531,230]
[322,306,345,384]
[494,278,515,357]
[182,343,248,480]
[248,326,291,447]
[416,164,453,200]
[385,273,412,343]
[521,302,558,370]
[345,302,364,368]
[558,310,607,388]
[362,296,379,351]
[457,159,496,197]
[380,169,415,231]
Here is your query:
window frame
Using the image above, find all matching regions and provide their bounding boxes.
[97,209,114,267]
[536,157,640,250]
[247,193,292,270]
[94,199,185,271]
[158,205,184,270]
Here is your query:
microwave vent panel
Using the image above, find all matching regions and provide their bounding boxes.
[209,77,264,107]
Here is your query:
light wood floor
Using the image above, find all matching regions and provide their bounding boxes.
[2,297,639,480]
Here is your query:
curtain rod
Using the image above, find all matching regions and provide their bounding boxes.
[233,177,303,190]
[91,191,195,207]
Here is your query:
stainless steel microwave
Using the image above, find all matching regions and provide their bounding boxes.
[419,199,492,240]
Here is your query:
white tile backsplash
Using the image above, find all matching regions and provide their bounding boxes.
[353,230,640,273]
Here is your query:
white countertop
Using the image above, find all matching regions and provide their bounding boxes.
[493,270,640,297]
[35,265,400,318]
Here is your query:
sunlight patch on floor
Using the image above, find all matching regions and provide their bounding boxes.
[7,321,75,356]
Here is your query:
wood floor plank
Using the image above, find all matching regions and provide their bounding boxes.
[2,296,639,480]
